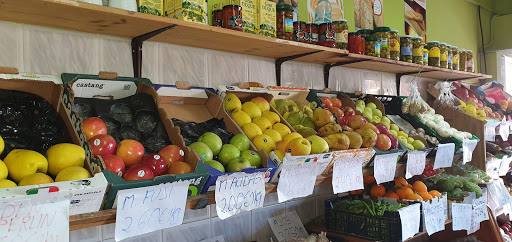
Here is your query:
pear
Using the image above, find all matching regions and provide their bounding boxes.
[301,117,316,130]
[293,125,317,138]
[274,99,289,115]
[323,133,350,150]
[313,108,334,128]
[285,111,304,126]
[344,131,363,149]
[318,123,342,137]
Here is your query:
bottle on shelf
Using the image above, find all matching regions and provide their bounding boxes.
[314,0,332,24]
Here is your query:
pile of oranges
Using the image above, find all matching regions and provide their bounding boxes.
[351,176,441,201]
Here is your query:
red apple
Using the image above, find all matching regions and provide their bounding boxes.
[330,107,344,118]
[338,115,351,126]
[116,139,145,167]
[141,153,168,176]
[123,164,154,181]
[89,134,117,158]
[375,134,392,151]
[387,134,399,150]
[159,145,185,167]
[342,107,355,116]
[82,117,108,141]
[102,154,125,176]
[331,98,343,108]
[341,125,353,131]
[321,97,334,109]
[374,123,390,135]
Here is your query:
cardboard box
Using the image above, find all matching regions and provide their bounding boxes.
[166,0,207,24]
[257,0,276,37]
[60,73,209,209]
[0,74,108,215]
[138,0,164,16]
[154,84,277,192]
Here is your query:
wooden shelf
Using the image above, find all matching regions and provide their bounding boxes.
[0,0,492,81]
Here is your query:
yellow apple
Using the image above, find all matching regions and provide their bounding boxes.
[4,149,48,183]
[264,129,283,143]
[242,123,263,140]
[46,143,85,177]
[224,93,242,112]
[283,133,303,143]
[252,117,272,131]
[273,123,292,137]
[242,102,262,119]
[307,135,329,154]
[285,138,311,156]
[232,110,252,127]
[252,134,276,153]
[262,111,280,125]
[56,166,91,182]
[250,97,270,112]
[18,173,54,186]
[0,179,16,188]
[0,160,7,180]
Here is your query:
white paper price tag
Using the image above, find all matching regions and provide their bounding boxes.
[215,172,265,220]
[115,180,190,241]
[500,121,510,141]
[499,156,512,177]
[485,121,500,141]
[451,203,472,231]
[374,153,400,184]
[434,143,455,169]
[268,211,307,242]
[462,140,478,164]
[398,203,421,241]
[406,151,426,179]
[332,157,364,194]
[422,197,447,235]
[472,189,489,223]
[277,161,322,203]
[0,200,70,242]
[468,209,481,235]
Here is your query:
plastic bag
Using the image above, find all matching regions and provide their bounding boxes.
[433,82,461,110]
[402,82,431,115]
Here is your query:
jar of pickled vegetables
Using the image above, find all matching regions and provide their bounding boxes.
[365,36,381,57]
[412,37,423,64]
[400,36,412,63]
[357,29,373,39]
[451,46,459,71]
[276,0,293,40]
[466,50,474,72]
[439,43,448,68]
[333,19,348,50]
[447,45,453,69]
[426,41,440,67]
[373,27,391,59]
[459,50,467,72]
[389,30,400,60]
[348,32,365,54]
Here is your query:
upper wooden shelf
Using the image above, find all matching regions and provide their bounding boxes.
[0,0,491,81]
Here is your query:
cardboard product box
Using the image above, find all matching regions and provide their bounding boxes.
[60,73,209,209]
[166,0,207,24]
[138,0,164,16]
[154,84,277,193]
[257,0,276,37]
[0,71,108,215]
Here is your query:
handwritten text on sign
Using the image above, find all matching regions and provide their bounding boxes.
[472,189,489,223]
[0,200,70,242]
[277,161,322,203]
[268,211,307,242]
[398,203,421,241]
[374,153,399,184]
[406,151,426,179]
[462,140,478,164]
[452,203,472,231]
[332,157,364,194]
[215,172,265,220]
[485,121,500,141]
[422,197,447,235]
[434,143,455,169]
[115,180,190,241]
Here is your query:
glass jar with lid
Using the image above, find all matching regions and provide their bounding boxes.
[373,27,391,59]
[333,19,348,50]
[451,46,459,70]
[426,41,440,67]
[307,24,318,45]
[400,36,412,63]
[276,0,293,40]
[439,43,449,68]
[423,46,429,65]
[389,30,400,60]
[223,5,242,31]
[466,50,474,72]
[357,29,373,39]
[365,36,381,57]
[318,23,335,48]
[459,50,467,72]
[293,21,307,43]
[447,45,453,69]
[348,32,365,54]
[412,37,423,64]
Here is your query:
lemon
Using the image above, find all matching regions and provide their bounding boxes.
[4,149,48,183]
[46,143,85,177]
[264,129,283,143]
[262,111,281,125]
[56,166,91,182]
[0,160,7,180]
[0,179,17,188]
[224,93,242,113]
[0,135,4,156]
[397,131,408,139]
[242,123,263,140]
[19,173,54,186]
[252,134,276,153]
[283,133,303,143]
[252,117,272,131]
[242,102,262,119]
[272,123,291,137]
[231,109,252,127]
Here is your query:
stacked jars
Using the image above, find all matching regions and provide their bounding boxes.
[276,1,293,40]
[373,27,391,59]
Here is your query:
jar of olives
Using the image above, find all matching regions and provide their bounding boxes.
[400,36,412,63]
[357,29,373,39]
[447,45,453,69]
[412,37,423,64]
[426,41,440,67]
[466,50,474,72]
[276,0,293,40]
[423,47,429,65]
[365,36,381,57]
[439,43,449,68]
[333,19,348,50]
[459,50,467,72]
[451,46,459,71]
[348,32,365,54]
[389,30,400,60]
[373,27,391,59]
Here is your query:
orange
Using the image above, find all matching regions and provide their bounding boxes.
[418,192,433,200]
[394,177,408,188]
[168,162,194,175]
[412,181,428,193]
[407,193,424,201]
[364,176,376,184]
[349,189,364,195]
[429,190,442,198]
[384,191,400,200]
[396,187,414,200]
[370,184,386,197]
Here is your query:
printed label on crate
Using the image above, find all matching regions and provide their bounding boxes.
[0,199,70,241]
[215,172,265,220]
[398,203,421,241]
[451,203,472,231]
[374,153,400,184]
[462,140,478,164]
[73,79,137,99]
[406,151,426,179]
[434,143,455,169]
[115,180,190,241]
[499,156,512,177]
[422,196,447,235]
[277,161,324,203]
[484,121,500,141]
[268,211,307,242]
[332,157,364,194]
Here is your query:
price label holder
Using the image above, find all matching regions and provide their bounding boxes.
[268,211,307,242]
[422,196,447,235]
[277,160,323,203]
[462,140,478,164]
[398,203,421,241]
[215,172,265,220]
[374,153,400,184]
[434,143,455,169]
[485,121,500,141]
[406,151,426,179]
[332,157,364,194]
[451,203,472,231]
[115,180,190,241]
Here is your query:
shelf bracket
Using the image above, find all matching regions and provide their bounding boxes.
[323,59,369,89]
[132,25,177,78]
[275,51,322,86]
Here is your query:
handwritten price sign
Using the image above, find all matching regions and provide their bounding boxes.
[332,157,364,194]
[462,140,478,164]
[268,211,307,242]
[398,203,421,241]
[406,151,426,179]
[452,203,472,231]
[374,153,399,184]
[277,162,322,203]
[422,197,447,235]
[215,172,265,220]
[115,180,190,241]
[434,143,455,169]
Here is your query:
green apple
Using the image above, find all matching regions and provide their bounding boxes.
[356,106,365,114]
[218,144,241,165]
[371,115,381,123]
[405,143,414,150]
[366,103,377,110]
[241,150,261,168]
[205,160,225,173]
[307,135,329,154]
[390,124,399,132]
[380,116,391,125]
[412,140,425,150]
[189,142,213,161]
[364,107,373,114]
[230,134,251,151]
[397,136,408,145]
[372,109,382,117]
[389,130,398,136]
[198,132,223,156]
[407,137,415,144]
[355,100,365,107]
[227,157,252,172]
[363,110,373,120]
